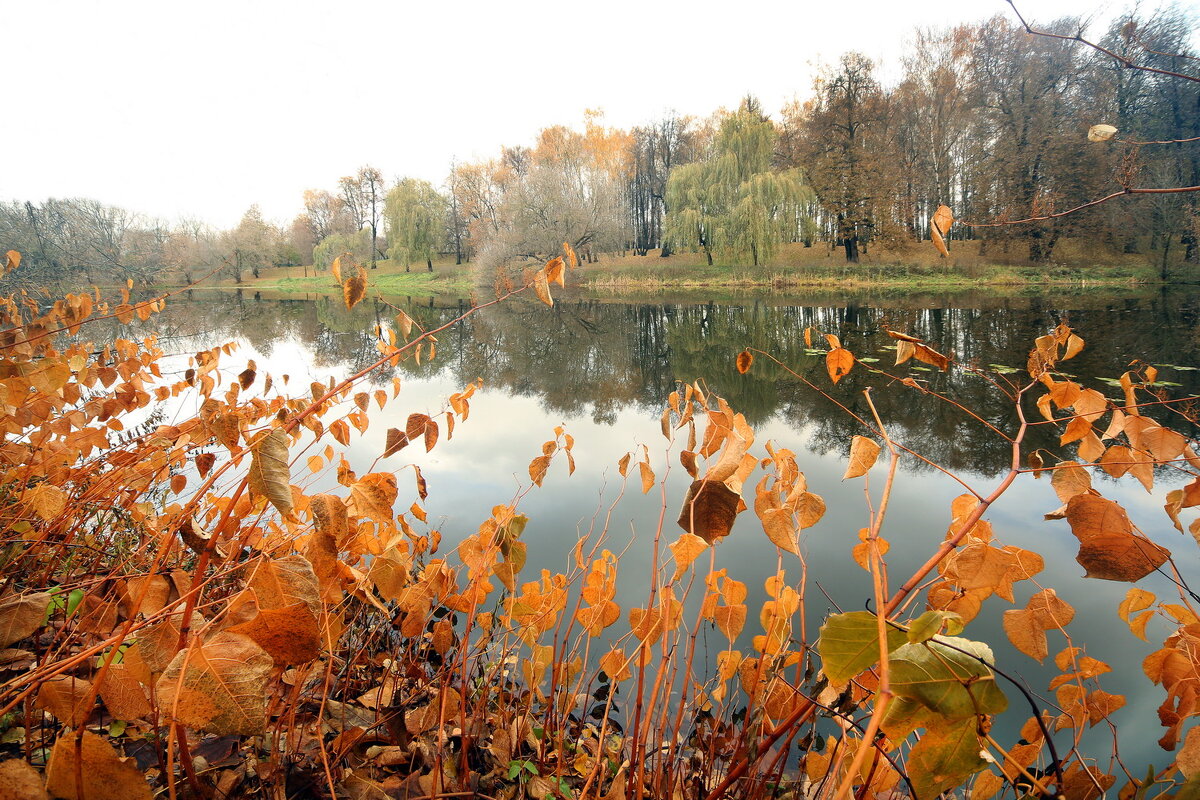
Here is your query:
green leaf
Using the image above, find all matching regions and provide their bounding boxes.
[906,611,963,644]
[889,637,1007,719]
[818,611,906,685]
[1176,771,1200,800]
[908,717,987,799]
[879,696,935,741]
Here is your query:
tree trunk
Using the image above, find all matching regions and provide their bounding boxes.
[427,257,433,272]
[843,237,859,264]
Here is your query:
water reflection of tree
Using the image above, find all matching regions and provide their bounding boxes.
[150,290,1200,476]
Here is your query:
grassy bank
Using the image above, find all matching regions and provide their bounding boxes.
[577,240,1165,292]
[192,257,475,296]
[178,239,1183,300]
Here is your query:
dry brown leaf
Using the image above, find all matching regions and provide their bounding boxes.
[931,205,954,257]
[760,508,799,555]
[97,663,152,720]
[1050,461,1092,504]
[1064,494,1170,582]
[669,533,710,581]
[45,730,152,800]
[229,601,322,665]
[677,479,741,544]
[545,256,566,287]
[0,758,49,800]
[350,473,398,526]
[157,631,273,735]
[343,266,367,310]
[35,675,95,727]
[0,592,50,648]
[246,554,322,616]
[639,460,655,494]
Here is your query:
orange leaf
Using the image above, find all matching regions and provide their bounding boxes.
[736,350,753,374]
[46,730,152,800]
[826,347,854,384]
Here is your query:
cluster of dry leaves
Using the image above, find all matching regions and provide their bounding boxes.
[0,245,1199,800]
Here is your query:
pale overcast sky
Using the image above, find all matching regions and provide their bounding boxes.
[2,0,1191,228]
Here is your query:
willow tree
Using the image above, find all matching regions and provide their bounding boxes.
[385,178,449,272]
[665,99,811,266]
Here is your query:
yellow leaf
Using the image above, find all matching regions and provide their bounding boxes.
[639,460,655,494]
[670,533,709,581]
[843,436,881,480]
[533,268,553,307]
[248,428,293,517]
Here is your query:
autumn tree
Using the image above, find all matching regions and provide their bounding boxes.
[797,54,889,263]
[340,166,386,268]
[475,112,632,270]
[385,178,449,272]
[222,205,276,282]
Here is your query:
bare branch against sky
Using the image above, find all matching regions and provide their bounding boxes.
[1,0,1173,227]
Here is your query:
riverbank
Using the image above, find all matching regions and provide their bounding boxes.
[182,239,1177,299]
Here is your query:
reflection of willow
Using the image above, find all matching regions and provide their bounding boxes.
[147,291,1200,474]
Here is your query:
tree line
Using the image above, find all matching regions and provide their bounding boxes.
[2,9,1196,286]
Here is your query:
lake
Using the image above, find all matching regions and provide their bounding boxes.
[147,283,1200,778]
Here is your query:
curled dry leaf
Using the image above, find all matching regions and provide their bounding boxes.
[930,204,954,258]
[248,428,293,517]
[1088,124,1118,142]
[343,265,367,311]
[533,267,553,307]
[545,256,566,287]
[843,435,882,480]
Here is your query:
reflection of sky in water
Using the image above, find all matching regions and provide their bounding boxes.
[149,297,1200,776]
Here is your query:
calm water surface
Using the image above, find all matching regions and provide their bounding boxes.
[148,285,1200,774]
